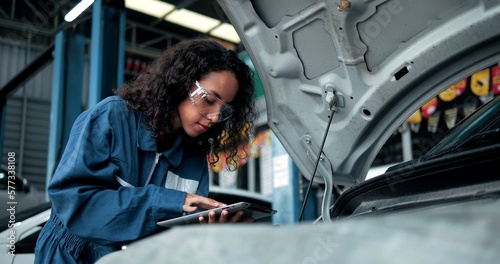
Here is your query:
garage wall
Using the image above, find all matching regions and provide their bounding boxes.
[1,38,53,192]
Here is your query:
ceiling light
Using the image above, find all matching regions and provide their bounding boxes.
[165,9,220,33]
[125,0,175,18]
[64,0,95,22]
[124,0,241,44]
[210,23,241,43]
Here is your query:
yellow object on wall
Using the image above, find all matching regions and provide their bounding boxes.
[470,68,490,96]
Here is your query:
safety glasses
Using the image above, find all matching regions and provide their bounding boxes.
[189,81,234,122]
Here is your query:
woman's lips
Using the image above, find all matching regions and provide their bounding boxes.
[197,123,209,132]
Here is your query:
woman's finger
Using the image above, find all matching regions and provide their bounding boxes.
[218,210,229,223]
[207,211,217,224]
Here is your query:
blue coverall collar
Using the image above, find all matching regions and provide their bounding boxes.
[136,114,184,168]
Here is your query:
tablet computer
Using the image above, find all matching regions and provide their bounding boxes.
[157,202,277,228]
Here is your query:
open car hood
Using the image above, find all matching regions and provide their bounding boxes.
[218,0,500,186]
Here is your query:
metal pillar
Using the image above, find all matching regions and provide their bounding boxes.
[88,0,126,107]
[45,31,85,193]
[271,132,301,224]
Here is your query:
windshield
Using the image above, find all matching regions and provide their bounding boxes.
[425,96,500,158]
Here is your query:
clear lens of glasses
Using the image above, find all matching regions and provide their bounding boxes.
[190,81,234,122]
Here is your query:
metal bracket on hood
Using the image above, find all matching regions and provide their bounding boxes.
[300,134,332,183]
[325,86,344,111]
[337,0,351,12]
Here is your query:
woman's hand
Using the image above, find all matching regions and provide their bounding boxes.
[183,193,225,212]
[182,193,254,224]
[198,209,254,224]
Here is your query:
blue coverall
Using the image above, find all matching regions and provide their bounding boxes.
[34,96,209,263]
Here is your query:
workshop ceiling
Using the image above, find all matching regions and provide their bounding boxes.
[0,0,241,58]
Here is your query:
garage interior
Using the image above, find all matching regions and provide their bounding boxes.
[1,0,497,226]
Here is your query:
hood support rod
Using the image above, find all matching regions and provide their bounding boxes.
[299,90,338,221]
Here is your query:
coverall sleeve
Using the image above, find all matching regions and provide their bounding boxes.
[48,103,187,247]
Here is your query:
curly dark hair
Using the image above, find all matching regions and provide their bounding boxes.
[117,37,256,169]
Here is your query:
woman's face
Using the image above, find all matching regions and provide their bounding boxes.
[175,70,239,137]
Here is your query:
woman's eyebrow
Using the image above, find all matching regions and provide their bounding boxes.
[209,90,233,104]
[207,89,223,100]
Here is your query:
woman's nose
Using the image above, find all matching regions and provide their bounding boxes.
[206,113,220,123]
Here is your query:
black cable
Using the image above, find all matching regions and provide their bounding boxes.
[298,109,336,221]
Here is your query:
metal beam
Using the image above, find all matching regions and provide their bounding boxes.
[46,30,85,192]
[88,0,126,107]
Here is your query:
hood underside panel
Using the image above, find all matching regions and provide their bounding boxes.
[218,0,500,186]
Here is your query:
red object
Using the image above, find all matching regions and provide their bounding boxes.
[421,97,438,119]
[133,59,141,72]
[126,58,133,71]
[455,77,467,95]
[492,65,500,95]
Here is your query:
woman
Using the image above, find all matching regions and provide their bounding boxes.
[34,38,256,263]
